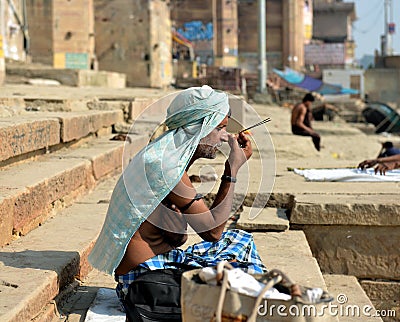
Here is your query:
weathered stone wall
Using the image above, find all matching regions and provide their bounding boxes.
[95,0,172,88]
[298,225,400,281]
[26,0,53,65]
[26,0,94,68]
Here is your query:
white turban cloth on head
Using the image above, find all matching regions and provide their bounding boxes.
[89,85,230,275]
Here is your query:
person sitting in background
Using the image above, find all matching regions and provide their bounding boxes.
[291,93,321,151]
[377,141,400,158]
[358,153,400,175]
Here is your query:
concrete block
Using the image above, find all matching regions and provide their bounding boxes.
[6,67,126,89]
[360,280,400,322]
[0,268,59,322]
[0,117,60,162]
[302,225,400,280]
[360,280,400,302]
[13,181,53,236]
[78,70,126,88]
[64,140,124,180]
[236,206,289,231]
[56,110,122,142]
[253,231,326,287]
[324,274,383,321]
[269,253,327,289]
[0,198,14,246]
[128,98,158,121]
[1,129,146,245]
[253,231,314,259]
[291,194,400,226]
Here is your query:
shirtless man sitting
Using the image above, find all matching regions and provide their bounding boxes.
[291,93,321,151]
[89,85,266,304]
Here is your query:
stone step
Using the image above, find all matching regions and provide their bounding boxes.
[323,274,383,322]
[360,280,400,321]
[254,231,340,321]
[236,206,289,231]
[48,268,117,322]
[0,110,123,164]
[0,133,148,246]
[290,194,400,226]
[6,64,127,88]
[289,194,400,282]
[0,175,118,322]
[252,231,329,288]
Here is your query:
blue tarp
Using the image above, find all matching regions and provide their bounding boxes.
[177,21,213,41]
[273,67,359,95]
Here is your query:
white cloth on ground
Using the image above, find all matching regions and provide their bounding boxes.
[294,168,400,182]
[84,288,125,322]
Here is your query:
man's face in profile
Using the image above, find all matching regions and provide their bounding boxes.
[196,116,229,159]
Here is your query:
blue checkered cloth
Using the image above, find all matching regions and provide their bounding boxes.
[115,229,267,301]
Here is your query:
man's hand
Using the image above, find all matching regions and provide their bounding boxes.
[374,161,398,175]
[227,132,252,172]
[358,159,378,170]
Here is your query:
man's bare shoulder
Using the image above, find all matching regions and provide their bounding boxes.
[293,102,306,111]
[292,102,305,115]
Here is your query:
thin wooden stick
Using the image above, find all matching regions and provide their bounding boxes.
[238,118,271,133]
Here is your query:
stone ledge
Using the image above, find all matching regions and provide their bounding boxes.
[291,194,400,226]
[0,134,147,246]
[0,116,60,162]
[0,177,117,322]
[0,110,123,163]
[56,135,148,180]
[0,158,92,246]
[77,70,126,89]
[54,110,123,142]
[6,66,126,88]
[301,226,400,281]
[361,280,400,302]
[252,231,327,288]
[323,275,383,321]
[236,206,289,231]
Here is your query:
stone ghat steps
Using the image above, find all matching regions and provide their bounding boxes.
[6,63,127,89]
[0,109,153,247]
[0,176,119,322]
[0,99,163,321]
[0,110,123,164]
[324,275,383,322]
[0,130,148,247]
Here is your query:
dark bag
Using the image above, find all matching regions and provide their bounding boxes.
[123,264,196,322]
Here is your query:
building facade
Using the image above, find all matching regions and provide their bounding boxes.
[27,0,95,69]
[306,0,356,70]
[94,0,172,88]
